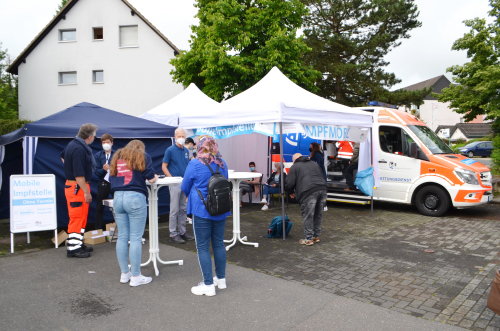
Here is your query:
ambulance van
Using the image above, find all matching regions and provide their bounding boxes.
[326,107,493,216]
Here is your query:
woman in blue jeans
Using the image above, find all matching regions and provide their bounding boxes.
[109,140,157,287]
[181,136,230,296]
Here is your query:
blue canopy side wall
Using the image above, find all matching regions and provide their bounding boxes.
[0,140,23,218]
[31,137,172,228]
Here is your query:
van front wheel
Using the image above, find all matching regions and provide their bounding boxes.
[414,186,450,217]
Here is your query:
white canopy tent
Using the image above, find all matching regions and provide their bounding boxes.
[140,83,220,127]
[178,67,377,238]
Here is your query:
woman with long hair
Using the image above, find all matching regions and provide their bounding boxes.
[109,140,157,287]
[309,142,327,179]
[181,136,230,296]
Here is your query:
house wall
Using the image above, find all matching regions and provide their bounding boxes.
[17,0,183,121]
[417,100,463,131]
[450,129,468,141]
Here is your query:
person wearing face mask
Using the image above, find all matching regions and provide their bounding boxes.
[94,133,115,230]
[260,163,286,211]
[162,128,195,244]
[240,161,261,204]
[185,137,197,160]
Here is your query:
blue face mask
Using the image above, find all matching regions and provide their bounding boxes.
[249,167,255,171]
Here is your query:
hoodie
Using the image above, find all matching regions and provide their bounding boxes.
[285,156,327,203]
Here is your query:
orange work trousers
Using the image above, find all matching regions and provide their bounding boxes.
[64,180,90,234]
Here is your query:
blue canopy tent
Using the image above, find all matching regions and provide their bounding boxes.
[0,102,176,227]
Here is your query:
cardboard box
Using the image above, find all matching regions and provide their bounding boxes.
[84,229,107,245]
[105,222,117,241]
[52,230,68,246]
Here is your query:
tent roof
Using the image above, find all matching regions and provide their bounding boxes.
[0,102,175,145]
[140,83,219,126]
[180,67,373,129]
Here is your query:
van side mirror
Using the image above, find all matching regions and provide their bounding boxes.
[409,142,429,161]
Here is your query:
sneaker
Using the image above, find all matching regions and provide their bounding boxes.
[130,274,152,287]
[120,272,132,284]
[67,247,91,258]
[191,282,216,296]
[312,237,321,243]
[170,235,186,244]
[180,233,195,241]
[260,198,268,204]
[81,244,93,253]
[213,277,227,289]
[299,239,314,246]
[323,206,328,212]
[187,217,193,224]
[261,204,269,211]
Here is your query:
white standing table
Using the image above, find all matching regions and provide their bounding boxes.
[225,172,262,251]
[142,177,184,276]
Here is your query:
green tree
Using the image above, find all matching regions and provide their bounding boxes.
[0,44,18,120]
[301,0,421,106]
[438,0,499,173]
[170,0,321,101]
[57,0,70,13]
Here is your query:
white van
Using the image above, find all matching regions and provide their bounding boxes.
[325,107,493,216]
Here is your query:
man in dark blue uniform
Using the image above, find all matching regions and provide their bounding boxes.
[94,133,114,230]
[63,123,97,258]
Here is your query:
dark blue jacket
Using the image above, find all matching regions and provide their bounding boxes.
[181,159,231,221]
[94,150,115,181]
[109,153,155,197]
[310,151,327,179]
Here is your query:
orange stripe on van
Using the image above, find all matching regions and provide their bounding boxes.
[420,160,462,185]
[454,190,485,203]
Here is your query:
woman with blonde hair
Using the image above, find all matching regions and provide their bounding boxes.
[109,140,157,287]
[181,136,230,296]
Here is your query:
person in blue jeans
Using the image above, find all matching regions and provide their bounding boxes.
[109,140,157,287]
[181,136,231,297]
[260,163,286,211]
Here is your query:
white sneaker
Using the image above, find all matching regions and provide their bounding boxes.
[129,274,152,287]
[323,206,328,212]
[120,272,132,284]
[187,217,193,224]
[213,277,227,289]
[261,204,269,211]
[260,198,268,204]
[191,282,216,296]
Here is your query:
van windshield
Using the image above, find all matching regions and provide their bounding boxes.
[408,125,453,154]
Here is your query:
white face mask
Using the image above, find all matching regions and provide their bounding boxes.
[176,138,186,146]
[102,143,112,151]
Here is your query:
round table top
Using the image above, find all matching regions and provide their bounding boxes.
[228,171,262,180]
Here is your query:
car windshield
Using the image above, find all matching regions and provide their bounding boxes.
[464,142,480,148]
[408,125,453,154]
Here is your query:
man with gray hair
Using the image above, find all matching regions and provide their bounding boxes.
[63,123,97,258]
[162,128,194,244]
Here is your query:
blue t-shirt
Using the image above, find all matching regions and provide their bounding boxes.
[63,138,95,181]
[162,144,189,177]
[109,153,155,197]
[181,159,231,221]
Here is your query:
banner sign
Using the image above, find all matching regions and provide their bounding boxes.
[194,123,369,142]
[10,174,57,233]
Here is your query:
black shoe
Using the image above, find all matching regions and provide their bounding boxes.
[81,244,94,253]
[67,248,91,258]
[170,235,186,244]
[180,233,194,241]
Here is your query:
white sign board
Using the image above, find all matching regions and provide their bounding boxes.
[10,174,57,233]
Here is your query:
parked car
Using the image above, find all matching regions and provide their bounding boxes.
[459,141,493,158]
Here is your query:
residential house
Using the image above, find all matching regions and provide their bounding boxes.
[435,123,492,141]
[7,0,184,121]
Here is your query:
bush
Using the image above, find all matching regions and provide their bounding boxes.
[492,135,500,175]
[0,119,30,136]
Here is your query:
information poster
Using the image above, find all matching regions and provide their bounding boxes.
[10,175,57,233]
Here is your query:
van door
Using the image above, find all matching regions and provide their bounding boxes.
[376,125,421,202]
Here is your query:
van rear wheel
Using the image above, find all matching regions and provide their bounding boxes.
[414,186,450,217]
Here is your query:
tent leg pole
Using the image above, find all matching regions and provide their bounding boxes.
[279,122,286,240]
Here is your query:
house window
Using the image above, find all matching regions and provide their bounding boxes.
[93,27,104,40]
[59,29,76,42]
[58,71,77,85]
[92,70,104,83]
[119,25,138,47]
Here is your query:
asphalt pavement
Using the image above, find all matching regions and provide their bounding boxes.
[0,242,462,331]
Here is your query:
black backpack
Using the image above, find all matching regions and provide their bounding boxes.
[196,163,233,216]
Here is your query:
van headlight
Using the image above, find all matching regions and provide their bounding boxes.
[454,168,479,185]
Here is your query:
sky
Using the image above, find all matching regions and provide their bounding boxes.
[0,0,492,90]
